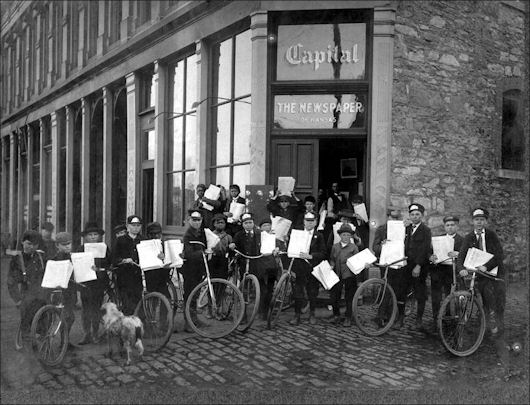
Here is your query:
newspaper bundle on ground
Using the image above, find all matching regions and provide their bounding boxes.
[277,177,295,196]
[71,252,97,283]
[83,242,107,259]
[204,184,221,201]
[260,232,277,255]
[287,229,311,258]
[353,203,369,222]
[387,220,406,241]
[41,260,73,289]
[137,239,165,271]
[332,222,355,244]
[432,235,454,264]
[204,228,220,250]
[228,201,246,223]
[346,248,378,275]
[379,240,406,268]
[312,260,339,290]
[271,216,292,241]
[463,247,498,276]
[164,239,184,267]
[317,209,327,231]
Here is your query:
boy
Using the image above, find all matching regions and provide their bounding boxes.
[223,184,246,237]
[210,213,233,280]
[38,221,57,259]
[294,195,318,230]
[267,191,303,225]
[457,208,505,335]
[429,215,463,330]
[78,222,110,344]
[8,230,47,339]
[372,207,402,259]
[144,221,171,298]
[191,184,222,230]
[258,218,282,318]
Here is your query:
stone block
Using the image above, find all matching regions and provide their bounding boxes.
[407,50,425,62]
[395,24,419,37]
[439,54,460,67]
[429,16,446,28]
[458,53,469,62]
[487,63,504,74]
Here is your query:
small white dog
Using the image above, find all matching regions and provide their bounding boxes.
[101,302,144,365]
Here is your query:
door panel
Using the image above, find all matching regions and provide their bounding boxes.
[271,139,318,199]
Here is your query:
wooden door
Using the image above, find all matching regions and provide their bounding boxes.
[271,139,319,199]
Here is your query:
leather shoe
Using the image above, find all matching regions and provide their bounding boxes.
[343,318,352,327]
[309,315,316,325]
[392,316,404,329]
[289,315,301,326]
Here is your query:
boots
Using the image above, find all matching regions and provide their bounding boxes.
[289,313,301,325]
[309,311,316,325]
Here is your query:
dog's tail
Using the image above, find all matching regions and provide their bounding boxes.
[135,326,144,356]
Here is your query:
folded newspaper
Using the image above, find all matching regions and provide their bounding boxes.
[463,247,498,276]
[346,248,377,275]
[312,260,339,290]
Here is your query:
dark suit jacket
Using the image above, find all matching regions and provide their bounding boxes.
[291,230,326,275]
[372,224,387,259]
[233,227,267,278]
[181,226,207,276]
[456,228,504,278]
[404,222,432,268]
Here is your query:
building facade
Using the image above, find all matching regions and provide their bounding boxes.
[1,1,528,275]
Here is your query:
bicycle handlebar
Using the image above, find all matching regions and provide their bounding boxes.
[463,267,503,281]
[189,241,206,248]
[374,257,407,268]
[232,249,263,260]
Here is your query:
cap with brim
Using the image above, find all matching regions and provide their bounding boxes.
[304,212,317,221]
[146,222,163,233]
[337,209,355,219]
[127,215,142,224]
[196,184,206,191]
[337,224,354,235]
[241,213,253,222]
[278,195,290,202]
[22,230,40,244]
[443,215,460,223]
[82,222,105,236]
[211,213,227,225]
[259,218,272,227]
[188,210,202,219]
[56,232,72,245]
[472,208,488,219]
[408,203,425,214]
[304,196,316,203]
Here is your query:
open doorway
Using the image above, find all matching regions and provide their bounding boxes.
[318,138,366,205]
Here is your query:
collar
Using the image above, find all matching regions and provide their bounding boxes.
[340,241,349,248]
[475,230,484,235]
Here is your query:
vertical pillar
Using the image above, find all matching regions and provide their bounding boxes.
[249,11,268,184]
[14,33,21,107]
[8,133,17,242]
[80,98,91,228]
[125,73,140,216]
[369,6,396,247]
[61,0,69,78]
[0,137,7,233]
[38,119,46,225]
[121,1,132,44]
[195,40,208,184]
[50,112,60,228]
[47,2,54,87]
[17,131,24,240]
[152,1,161,21]
[102,87,113,237]
[26,125,34,229]
[65,105,74,234]
[34,10,42,95]
[23,22,31,102]
[6,41,13,114]
[97,0,107,56]
[153,60,167,223]
[77,3,86,68]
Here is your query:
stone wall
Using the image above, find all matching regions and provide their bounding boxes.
[390,0,528,278]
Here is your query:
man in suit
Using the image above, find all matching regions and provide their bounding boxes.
[222,184,246,237]
[289,211,326,326]
[395,203,432,330]
[372,207,402,259]
[190,184,222,230]
[457,208,505,335]
[429,215,464,332]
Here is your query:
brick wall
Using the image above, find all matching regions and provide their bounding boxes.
[390,1,528,278]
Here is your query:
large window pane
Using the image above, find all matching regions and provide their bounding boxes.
[215,103,231,166]
[233,165,250,196]
[276,23,366,81]
[173,61,184,114]
[215,167,230,190]
[185,114,196,169]
[184,171,196,215]
[186,54,198,111]
[233,99,251,163]
[166,173,182,226]
[234,30,252,97]
[217,39,233,100]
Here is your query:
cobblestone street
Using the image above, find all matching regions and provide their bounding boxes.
[1,257,528,404]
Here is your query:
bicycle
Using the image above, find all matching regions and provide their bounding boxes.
[351,257,407,336]
[184,241,245,338]
[438,265,502,357]
[266,255,296,330]
[125,262,173,352]
[30,288,70,366]
[167,266,185,313]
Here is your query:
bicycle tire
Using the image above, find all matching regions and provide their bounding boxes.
[352,278,397,336]
[167,282,179,311]
[134,292,173,352]
[237,274,261,333]
[30,305,68,367]
[438,291,486,357]
[267,272,291,330]
[185,278,245,339]
[15,322,23,351]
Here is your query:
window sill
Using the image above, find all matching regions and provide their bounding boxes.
[496,169,527,180]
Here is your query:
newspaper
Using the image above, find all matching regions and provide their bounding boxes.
[228,201,246,223]
[41,260,73,289]
[164,239,184,267]
[346,248,377,275]
[204,184,221,201]
[260,232,277,255]
[83,242,107,259]
[463,247,497,276]
[277,177,295,196]
[137,239,165,271]
[379,240,406,268]
[271,216,292,242]
[287,229,311,258]
[317,209,327,231]
[432,235,454,264]
[312,260,339,290]
[387,220,405,241]
[71,252,98,283]
[204,228,221,250]
[353,203,369,222]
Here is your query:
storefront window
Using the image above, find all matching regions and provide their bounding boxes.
[210,29,251,191]
[276,23,366,81]
[166,53,198,226]
[273,93,367,129]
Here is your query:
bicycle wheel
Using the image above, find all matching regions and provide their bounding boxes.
[185,278,245,339]
[15,322,23,351]
[30,305,68,367]
[280,276,295,311]
[167,282,178,311]
[134,292,173,352]
[352,278,397,336]
[237,274,261,333]
[267,272,291,330]
[439,291,486,357]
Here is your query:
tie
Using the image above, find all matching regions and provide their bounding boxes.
[476,232,484,250]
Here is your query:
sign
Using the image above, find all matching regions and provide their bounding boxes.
[285,44,360,70]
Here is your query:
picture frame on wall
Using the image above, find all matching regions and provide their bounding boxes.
[340,158,357,179]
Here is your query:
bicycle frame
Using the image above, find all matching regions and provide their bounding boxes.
[189,241,218,312]
[372,257,408,307]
